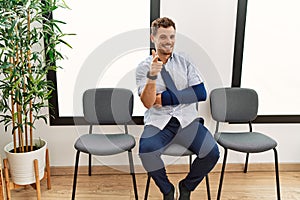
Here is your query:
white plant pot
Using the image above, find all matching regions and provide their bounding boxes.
[4,139,47,185]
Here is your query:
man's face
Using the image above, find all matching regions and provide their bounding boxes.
[151,26,176,56]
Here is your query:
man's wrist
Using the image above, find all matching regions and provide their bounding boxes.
[147,71,157,80]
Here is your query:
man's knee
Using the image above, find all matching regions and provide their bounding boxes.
[208,144,220,164]
[139,140,161,154]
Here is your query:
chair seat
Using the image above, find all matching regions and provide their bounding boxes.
[74,134,136,155]
[214,132,277,153]
[163,143,193,156]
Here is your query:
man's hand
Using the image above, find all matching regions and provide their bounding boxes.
[150,49,163,76]
[153,93,162,108]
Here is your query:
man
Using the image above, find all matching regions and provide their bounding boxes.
[136,17,219,200]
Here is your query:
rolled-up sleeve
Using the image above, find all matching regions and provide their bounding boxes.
[187,61,204,87]
[136,57,151,96]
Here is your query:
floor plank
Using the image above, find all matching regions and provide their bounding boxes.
[7,171,300,199]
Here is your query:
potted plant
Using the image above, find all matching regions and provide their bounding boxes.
[0,0,72,185]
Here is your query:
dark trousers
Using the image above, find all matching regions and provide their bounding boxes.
[139,117,219,194]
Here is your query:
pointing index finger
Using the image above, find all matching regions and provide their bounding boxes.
[152,49,159,63]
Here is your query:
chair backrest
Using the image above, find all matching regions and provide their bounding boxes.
[210,87,258,123]
[83,88,133,125]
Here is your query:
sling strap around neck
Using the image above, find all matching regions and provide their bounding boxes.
[160,65,178,92]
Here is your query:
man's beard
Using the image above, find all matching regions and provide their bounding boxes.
[158,46,173,56]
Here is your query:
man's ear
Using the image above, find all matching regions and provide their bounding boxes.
[150,34,154,43]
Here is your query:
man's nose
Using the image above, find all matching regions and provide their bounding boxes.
[165,37,172,43]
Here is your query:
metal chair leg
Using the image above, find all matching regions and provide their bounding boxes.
[189,155,193,170]
[88,153,92,176]
[217,148,228,200]
[205,175,211,200]
[273,148,281,200]
[72,151,80,200]
[144,174,151,200]
[128,150,139,200]
[244,153,250,173]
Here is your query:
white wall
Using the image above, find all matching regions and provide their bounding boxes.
[1,0,300,169]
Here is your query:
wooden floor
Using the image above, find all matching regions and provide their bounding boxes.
[6,168,300,200]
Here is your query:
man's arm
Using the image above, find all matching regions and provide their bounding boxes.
[140,79,157,109]
[160,83,207,106]
[140,50,163,109]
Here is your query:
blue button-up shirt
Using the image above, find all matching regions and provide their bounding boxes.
[136,52,204,130]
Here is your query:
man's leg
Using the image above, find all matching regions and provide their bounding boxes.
[176,120,219,191]
[139,117,180,194]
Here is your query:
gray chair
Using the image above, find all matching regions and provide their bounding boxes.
[210,87,280,200]
[144,118,211,200]
[71,88,138,200]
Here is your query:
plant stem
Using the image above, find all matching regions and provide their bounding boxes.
[27,8,34,151]
[9,57,17,153]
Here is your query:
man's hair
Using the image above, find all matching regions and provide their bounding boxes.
[151,17,176,36]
